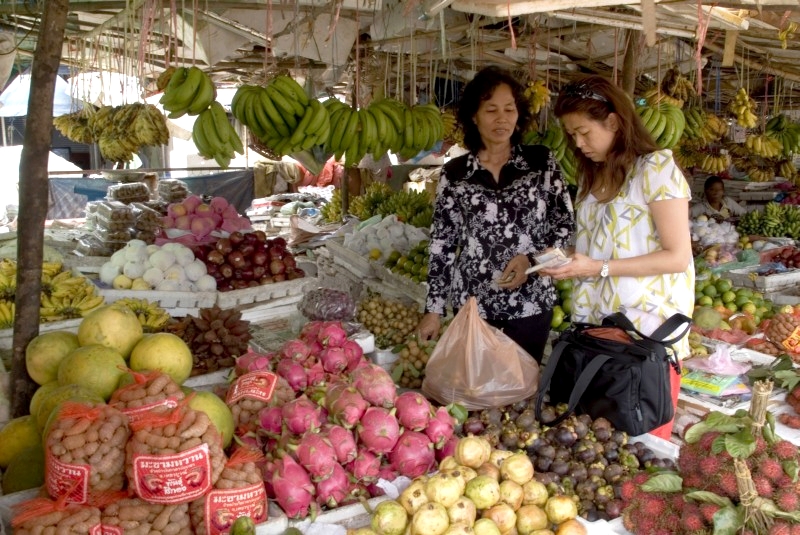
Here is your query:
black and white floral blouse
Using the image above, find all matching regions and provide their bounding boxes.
[425,144,575,321]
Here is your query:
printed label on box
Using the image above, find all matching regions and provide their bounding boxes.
[46,450,90,504]
[226,371,277,404]
[782,326,800,353]
[132,444,212,504]
[91,525,122,535]
[204,482,268,535]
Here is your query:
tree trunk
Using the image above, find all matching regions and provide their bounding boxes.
[10,0,69,418]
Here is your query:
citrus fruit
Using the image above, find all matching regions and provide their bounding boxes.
[715,279,733,293]
[698,296,713,307]
[2,443,45,493]
[29,381,60,419]
[551,306,565,329]
[742,303,757,315]
[25,331,80,385]
[369,248,382,261]
[35,383,103,433]
[129,332,193,385]
[187,389,234,448]
[561,298,573,315]
[78,304,144,359]
[0,415,41,468]
[703,285,718,298]
[58,344,127,400]
[721,291,737,304]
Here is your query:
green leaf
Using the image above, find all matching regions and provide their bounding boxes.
[771,509,800,522]
[641,473,683,493]
[773,354,795,371]
[724,429,757,458]
[774,370,800,391]
[783,460,799,483]
[712,435,727,454]
[713,505,743,535]
[685,422,712,444]
[446,403,468,424]
[391,344,406,353]
[706,412,742,427]
[684,491,735,508]
[390,362,404,383]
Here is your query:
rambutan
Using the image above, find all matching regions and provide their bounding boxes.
[753,475,774,498]
[641,494,668,517]
[680,510,707,532]
[622,513,635,532]
[632,471,650,485]
[699,502,721,523]
[769,521,792,535]
[670,493,687,511]
[620,479,637,502]
[678,444,701,473]
[659,512,681,529]
[681,472,705,490]
[773,440,798,461]
[716,471,740,498]
[760,457,786,484]
[632,515,658,535]
[754,436,768,456]
[698,430,722,450]
[699,455,722,474]
[775,488,800,512]
[791,523,800,535]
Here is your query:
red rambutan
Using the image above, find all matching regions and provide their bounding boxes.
[699,502,721,523]
[769,521,792,535]
[641,494,668,517]
[753,475,774,498]
[681,472,705,490]
[622,513,635,532]
[620,480,637,502]
[698,430,722,450]
[759,457,786,484]
[678,444,701,473]
[790,523,800,535]
[775,488,800,512]
[699,455,722,474]
[773,440,798,461]
[632,471,650,485]
[716,471,740,498]
[670,493,687,511]
[754,436,768,456]
[680,511,707,532]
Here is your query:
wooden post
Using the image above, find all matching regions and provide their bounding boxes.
[621,29,637,97]
[10,0,69,418]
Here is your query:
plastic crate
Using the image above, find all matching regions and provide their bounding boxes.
[96,286,217,317]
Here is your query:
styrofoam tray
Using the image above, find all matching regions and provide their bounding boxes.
[323,241,374,279]
[727,265,800,291]
[288,495,390,530]
[369,261,428,305]
[216,277,313,309]
[98,286,217,312]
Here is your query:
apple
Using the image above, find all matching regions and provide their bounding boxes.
[271,237,287,248]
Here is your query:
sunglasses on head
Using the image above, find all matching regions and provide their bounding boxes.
[562,82,608,104]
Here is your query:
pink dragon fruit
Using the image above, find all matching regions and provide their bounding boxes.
[306,339,324,357]
[305,360,326,386]
[281,339,312,363]
[341,339,365,371]
[258,406,284,437]
[367,465,399,496]
[357,407,401,454]
[262,457,278,498]
[352,363,397,408]
[394,391,433,431]
[295,431,339,481]
[319,347,348,373]
[315,464,350,508]
[345,449,381,483]
[389,430,435,478]
[235,351,273,375]
[272,455,317,519]
[436,435,459,462]
[300,321,324,343]
[317,322,348,347]
[321,424,358,464]
[326,383,368,429]
[282,395,324,435]
[275,358,308,392]
[425,406,456,448]
[343,483,370,505]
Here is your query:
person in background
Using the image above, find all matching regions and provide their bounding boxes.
[416,66,575,363]
[690,175,747,220]
[544,75,694,439]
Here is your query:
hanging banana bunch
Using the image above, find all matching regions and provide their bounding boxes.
[728,88,758,129]
[523,80,551,115]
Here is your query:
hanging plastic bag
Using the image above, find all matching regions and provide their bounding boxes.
[422,297,539,410]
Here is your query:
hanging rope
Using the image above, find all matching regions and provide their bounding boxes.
[714,60,721,115]
[507,2,516,50]
[694,0,713,97]
[612,27,618,86]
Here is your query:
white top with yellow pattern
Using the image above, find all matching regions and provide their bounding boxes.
[571,149,695,357]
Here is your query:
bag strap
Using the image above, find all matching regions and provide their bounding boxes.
[602,312,692,345]
[541,349,612,427]
[535,338,569,423]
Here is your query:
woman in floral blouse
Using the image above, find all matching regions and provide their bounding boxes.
[416,66,575,363]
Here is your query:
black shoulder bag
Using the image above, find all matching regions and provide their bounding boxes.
[535,312,691,436]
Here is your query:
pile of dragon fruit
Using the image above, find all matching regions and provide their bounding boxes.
[234,320,457,519]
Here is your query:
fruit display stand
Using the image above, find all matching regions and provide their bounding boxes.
[0,317,82,350]
[369,260,427,307]
[726,264,800,292]
[772,286,800,306]
[216,275,312,310]
[321,239,374,280]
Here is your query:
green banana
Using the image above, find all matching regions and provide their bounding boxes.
[164,66,205,118]
[288,103,317,151]
[209,101,231,144]
[265,84,300,126]
[187,72,215,115]
[259,88,292,137]
[273,75,310,108]
[159,66,188,109]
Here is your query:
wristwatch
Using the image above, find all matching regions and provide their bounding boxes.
[600,260,610,278]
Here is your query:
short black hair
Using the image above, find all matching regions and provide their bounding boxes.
[703,175,724,191]
[457,66,531,154]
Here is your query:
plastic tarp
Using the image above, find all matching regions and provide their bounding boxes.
[0,74,84,117]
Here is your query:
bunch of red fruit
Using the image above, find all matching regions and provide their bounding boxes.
[194,231,304,291]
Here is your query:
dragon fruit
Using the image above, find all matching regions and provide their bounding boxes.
[319,347,348,373]
[272,455,317,519]
[307,339,324,357]
[341,339,365,371]
[317,321,348,347]
[300,321,324,343]
[357,407,401,454]
[281,339,312,363]
[394,391,433,431]
[352,363,397,408]
[345,449,381,483]
[322,424,358,464]
[262,457,277,498]
[437,435,459,462]
[258,406,284,437]
[282,395,324,435]
[235,351,273,375]
[295,431,339,481]
[425,406,456,448]
[390,430,435,478]
[305,360,326,387]
[315,464,351,508]
[275,358,308,392]
[326,383,368,428]
[366,466,398,498]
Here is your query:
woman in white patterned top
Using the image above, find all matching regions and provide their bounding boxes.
[543,75,695,439]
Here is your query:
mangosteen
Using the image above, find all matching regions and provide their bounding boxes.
[622,444,638,454]
[587,463,606,479]
[575,447,597,464]
[481,408,503,427]
[515,409,537,430]
[603,464,625,484]
[511,399,528,413]
[504,409,520,423]
[568,462,588,483]
[661,458,677,471]
[610,430,628,446]
[577,414,593,427]
[555,426,577,447]
[591,417,612,432]
[595,485,614,506]
[554,446,572,462]
[637,448,656,465]
[605,500,623,519]
[544,427,559,443]
[538,405,557,424]
[573,420,590,439]
[534,471,557,485]
[603,448,619,463]
[550,459,570,477]
[582,508,600,523]
[575,481,595,501]
[560,474,576,489]
[593,426,612,443]
[592,442,606,457]
[462,417,485,435]
[554,403,570,416]
[483,424,501,447]
[619,451,640,470]
[501,429,519,449]
[535,456,552,472]
[535,443,556,459]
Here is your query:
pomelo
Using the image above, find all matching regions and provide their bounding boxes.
[187,389,234,448]
[0,415,41,468]
[25,330,80,385]
[77,304,143,359]
[129,332,193,385]
[58,344,127,400]
[29,381,60,419]
[35,383,104,433]
[2,443,45,493]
